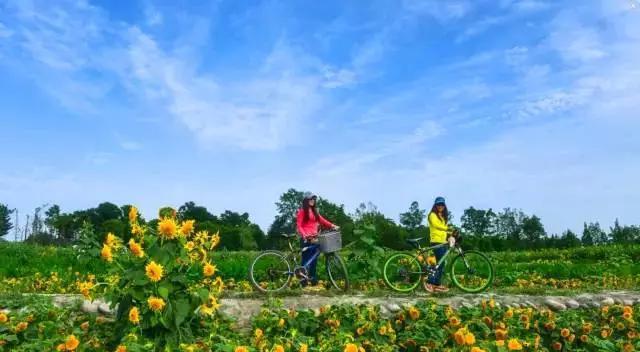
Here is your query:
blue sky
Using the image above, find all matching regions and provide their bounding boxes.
[1,0,639,235]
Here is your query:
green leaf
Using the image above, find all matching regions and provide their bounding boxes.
[158,286,169,299]
[174,299,191,327]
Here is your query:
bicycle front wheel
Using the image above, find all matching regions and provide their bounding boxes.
[249,251,292,293]
[325,253,349,292]
[449,250,494,293]
[383,253,422,292]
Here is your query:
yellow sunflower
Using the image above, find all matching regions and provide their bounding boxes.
[147,296,166,312]
[145,261,164,282]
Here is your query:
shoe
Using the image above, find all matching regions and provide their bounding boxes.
[434,285,449,293]
[424,283,436,293]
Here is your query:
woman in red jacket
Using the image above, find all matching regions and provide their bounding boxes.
[296,192,339,287]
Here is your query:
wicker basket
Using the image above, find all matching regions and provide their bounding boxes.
[318,231,342,253]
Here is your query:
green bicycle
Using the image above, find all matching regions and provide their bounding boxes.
[383,232,494,293]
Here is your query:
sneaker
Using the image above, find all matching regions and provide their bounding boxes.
[424,283,436,293]
[434,285,449,293]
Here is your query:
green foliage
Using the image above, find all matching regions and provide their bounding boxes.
[0,204,14,238]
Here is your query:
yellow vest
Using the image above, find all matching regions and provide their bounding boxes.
[428,212,448,243]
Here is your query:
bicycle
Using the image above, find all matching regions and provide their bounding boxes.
[382,231,494,293]
[249,231,350,293]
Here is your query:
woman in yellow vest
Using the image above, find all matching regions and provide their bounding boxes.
[425,196,451,293]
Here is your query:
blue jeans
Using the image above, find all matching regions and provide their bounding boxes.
[300,239,319,286]
[427,244,447,285]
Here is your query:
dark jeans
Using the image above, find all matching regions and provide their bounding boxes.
[300,239,319,286]
[427,244,447,285]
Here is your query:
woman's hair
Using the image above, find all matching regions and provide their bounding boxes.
[302,197,320,222]
[430,204,448,223]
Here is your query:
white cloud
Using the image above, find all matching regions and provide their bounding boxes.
[322,67,357,89]
[144,3,163,26]
[120,141,143,151]
[402,0,472,21]
[0,22,13,38]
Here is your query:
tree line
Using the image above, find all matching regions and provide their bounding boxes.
[1,189,639,251]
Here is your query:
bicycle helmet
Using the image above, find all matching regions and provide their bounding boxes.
[303,192,317,200]
[434,196,446,205]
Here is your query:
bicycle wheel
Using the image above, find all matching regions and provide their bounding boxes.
[383,253,422,292]
[325,253,349,291]
[449,250,494,293]
[249,251,292,293]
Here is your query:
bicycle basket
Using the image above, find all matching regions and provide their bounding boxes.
[318,231,342,253]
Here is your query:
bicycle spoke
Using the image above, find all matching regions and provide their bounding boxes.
[450,250,494,293]
[250,251,292,293]
[383,253,422,292]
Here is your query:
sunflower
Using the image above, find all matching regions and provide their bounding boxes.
[15,321,28,332]
[147,296,166,312]
[203,262,217,277]
[507,338,523,351]
[408,306,420,320]
[105,232,118,248]
[465,332,476,345]
[128,307,140,324]
[65,335,80,351]
[128,206,138,222]
[234,347,249,352]
[180,220,195,236]
[128,239,145,258]
[0,313,8,324]
[157,217,178,239]
[274,345,285,352]
[116,345,127,352]
[344,344,358,352]
[453,330,465,345]
[101,244,113,262]
[299,344,308,352]
[560,328,570,338]
[145,261,164,282]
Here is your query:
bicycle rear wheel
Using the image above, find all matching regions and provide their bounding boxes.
[449,250,494,293]
[383,253,422,292]
[249,250,292,293]
[325,253,349,291]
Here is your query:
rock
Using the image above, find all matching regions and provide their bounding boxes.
[565,300,580,309]
[81,300,98,314]
[525,301,537,308]
[98,303,113,315]
[461,302,474,309]
[386,303,401,313]
[544,298,567,311]
[613,297,623,305]
[601,297,615,306]
[623,299,634,306]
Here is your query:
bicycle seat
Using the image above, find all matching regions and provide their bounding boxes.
[406,238,426,248]
[278,233,298,239]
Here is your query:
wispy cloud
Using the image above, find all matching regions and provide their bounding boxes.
[402,0,473,22]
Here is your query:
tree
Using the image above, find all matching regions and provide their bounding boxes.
[521,215,546,248]
[581,222,606,246]
[44,205,61,237]
[0,204,14,238]
[494,208,525,243]
[609,219,640,244]
[559,229,581,248]
[178,202,217,223]
[399,201,426,231]
[460,207,496,237]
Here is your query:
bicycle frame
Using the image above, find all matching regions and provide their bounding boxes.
[284,237,322,275]
[413,240,463,272]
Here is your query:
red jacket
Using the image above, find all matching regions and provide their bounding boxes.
[296,208,334,240]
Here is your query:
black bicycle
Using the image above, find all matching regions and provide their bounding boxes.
[249,231,350,293]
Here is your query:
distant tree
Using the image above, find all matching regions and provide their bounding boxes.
[494,208,525,244]
[460,207,496,236]
[178,202,217,223]
[559,229,581,248]
[0,204,14,238]
[581,222,606,246]
[521,215,546,248]
[219,210,251,228]
[609,219,640,244]
[399,201,426,231]
[44,205,61,237]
